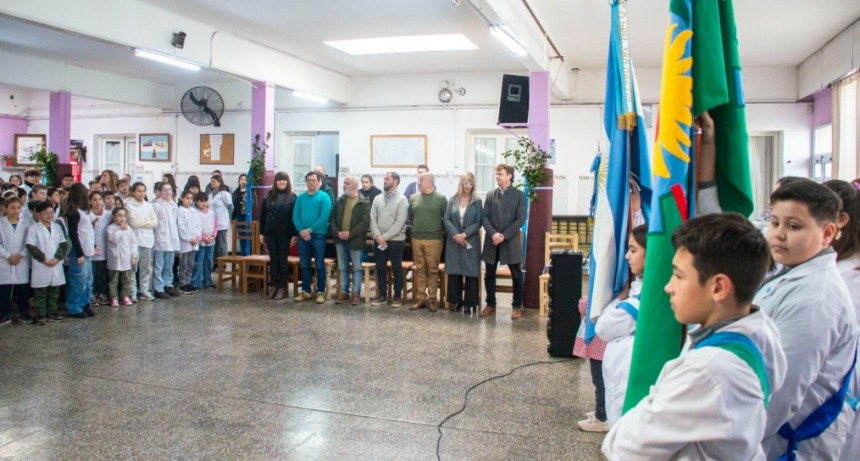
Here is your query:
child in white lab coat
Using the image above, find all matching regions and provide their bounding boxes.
[106,208,138,307]
[0,197,32,324]
[125,182,157,301]
[603,213,787,461]
[177,190,201,294]
[756,180,857,461]
[151,182,181,299]
[90,191,111,306]
[25,201,68,326]
[594,224,647,426]
[192,193,217,290]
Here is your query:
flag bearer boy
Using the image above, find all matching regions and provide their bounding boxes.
[603,214,787,460]
[755,180,857,461]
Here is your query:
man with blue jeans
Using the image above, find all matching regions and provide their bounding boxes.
[330,176,370,306]
[293,171,332,304]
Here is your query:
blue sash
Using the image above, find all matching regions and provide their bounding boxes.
[616,301,638,321]
[694,331,770,409]
[777,346,858,461]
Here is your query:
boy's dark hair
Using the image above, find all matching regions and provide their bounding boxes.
[770,179,841,225]
[824,179,860,261]
[62,173,74,180]
[88,190,104,201]
[4,196,22,207]
[28,184,46,198]
[35,200,54,213]
[24,169,41,178]
[776,176,806,188]
[27,200,39,211]
[88,179,99,186]
[386,171,400,185]
[672,213,770,305]
[118,179,129,186]
[305,171,322,182]
[131,182,146,193]
[194,192,208,203]
[631,224,648,249]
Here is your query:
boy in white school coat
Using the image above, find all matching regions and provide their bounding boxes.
[755,180,857,461]
[603,213,787,461]
[0,197,32,324]
[25,201,69,326]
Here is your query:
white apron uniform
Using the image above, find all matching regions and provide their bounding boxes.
[602,312,787,461]
[836,253,860,461]
[26,222,66,288]
[0,217,32,285]
[106,224,138,272]
[177,206,201,253]
[755,250,857,460]
[595,279,642,426]
[152,199,180,252]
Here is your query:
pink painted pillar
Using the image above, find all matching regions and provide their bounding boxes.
[252,81,276,171]
[523,71,552,309]
[251,81,276,218]
[48,91,72,162]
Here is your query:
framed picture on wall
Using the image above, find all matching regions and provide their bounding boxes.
[14,134,46,165]
[139,133,170,162]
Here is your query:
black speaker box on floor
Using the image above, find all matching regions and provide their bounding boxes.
[547,251,583,358]
[498,74,529,124]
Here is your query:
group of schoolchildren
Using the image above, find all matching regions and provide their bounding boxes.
[0,168,237,326]
[579,172,860,460]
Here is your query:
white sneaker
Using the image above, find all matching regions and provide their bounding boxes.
[585,411,595,419]
[577,415,609,433]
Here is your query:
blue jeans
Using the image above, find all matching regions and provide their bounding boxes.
[66,248,92,314]
[298,234,327,293]
[192,245,214,288]
[336,242,363,296]
[152,250,176,292]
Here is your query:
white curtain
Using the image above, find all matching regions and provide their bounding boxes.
[748,135,774,220]
[832,72,860,180]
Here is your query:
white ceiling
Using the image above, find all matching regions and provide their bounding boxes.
[0,0,858,98]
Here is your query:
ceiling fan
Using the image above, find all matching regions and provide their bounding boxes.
[181,86,224,127]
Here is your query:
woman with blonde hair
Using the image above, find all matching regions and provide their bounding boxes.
[442,172,483,314]
[100,170,119,194]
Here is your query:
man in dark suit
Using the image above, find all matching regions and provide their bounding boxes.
[480,163,527,320]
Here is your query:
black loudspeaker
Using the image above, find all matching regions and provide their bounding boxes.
[498,74,529,124]
[547,251,583,358]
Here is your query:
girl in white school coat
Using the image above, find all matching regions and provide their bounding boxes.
[594,224,647,426]
[151,182,181,298]
[0,197,32,324]
[62,183,96,318]
[25,201,68,324]
[754,181,857,461]
[106,208,138,306]
[125,182,157,301]
[90,191,112,306]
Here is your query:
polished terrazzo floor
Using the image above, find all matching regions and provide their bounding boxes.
[0,289,605,460]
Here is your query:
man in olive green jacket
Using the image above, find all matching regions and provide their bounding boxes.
[330,176,371,305]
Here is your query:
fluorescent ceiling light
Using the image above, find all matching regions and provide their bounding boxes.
[324,34,478,55]
[134,49,201,71]
[292,91,329,104]
[490,27,527,57]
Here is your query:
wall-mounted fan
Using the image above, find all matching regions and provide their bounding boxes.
[181,86,224,127]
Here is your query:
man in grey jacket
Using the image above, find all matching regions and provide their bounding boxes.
[480,163,527,320]
[369,172,409,307]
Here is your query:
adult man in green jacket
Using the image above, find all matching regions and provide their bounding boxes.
[330,175,371,305]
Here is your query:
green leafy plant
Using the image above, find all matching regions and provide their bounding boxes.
[502,136,551,202]
[248,132,270,186]
[28,144,58,187]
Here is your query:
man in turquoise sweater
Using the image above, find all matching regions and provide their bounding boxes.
[293,171,333,304]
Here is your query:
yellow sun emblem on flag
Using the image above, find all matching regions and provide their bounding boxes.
[653,22,693,179]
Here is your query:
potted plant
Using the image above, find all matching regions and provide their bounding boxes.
[1,154,16,167]
[28,145,59,187]
[502,136,551,202]
[248,132,270,187]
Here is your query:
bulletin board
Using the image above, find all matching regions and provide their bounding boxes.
[370,134,427,167]
[200,134,235,165]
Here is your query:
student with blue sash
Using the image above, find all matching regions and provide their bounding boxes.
[595,224,647,427]
[754,180,857,461]
[603,214,787,460]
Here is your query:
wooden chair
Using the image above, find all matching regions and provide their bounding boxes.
[217,220,256,291]
[539,232,579,317]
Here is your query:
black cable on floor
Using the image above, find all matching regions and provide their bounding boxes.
[435,359,575,461]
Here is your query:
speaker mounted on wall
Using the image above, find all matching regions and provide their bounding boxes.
[497,74,529,125]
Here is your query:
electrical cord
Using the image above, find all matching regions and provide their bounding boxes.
[435,359,575,461]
